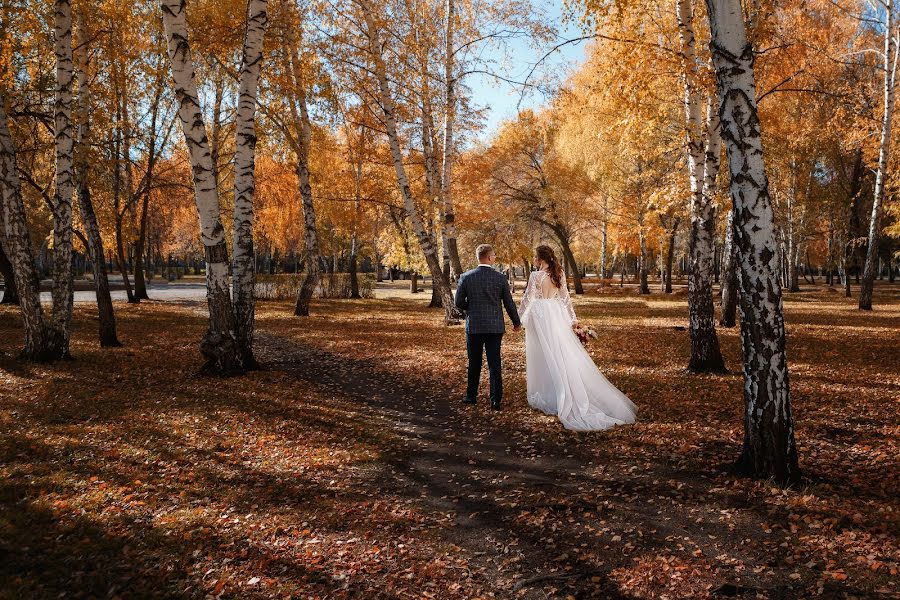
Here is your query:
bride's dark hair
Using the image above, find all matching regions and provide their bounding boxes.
[535,245,563,289]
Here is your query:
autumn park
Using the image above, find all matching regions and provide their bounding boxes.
[0,0,898,597]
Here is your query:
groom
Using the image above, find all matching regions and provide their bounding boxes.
[454,244,521,410]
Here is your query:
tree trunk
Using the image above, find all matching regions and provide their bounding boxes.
[362,2,460,322]
[114,217,134,301]
[73,23,120,346]
[788,247,800,292]
[160,0,242,374]
[48,0,76,359]
[860,3,898,310]
[373,223,384,282]
[0,97,52,359]
[77,180,121,347]
[720,207,738,327]
[678,0,726,373]
[555,231,584,294]
[713,243,720,283]
[842,240,851,297]
[706,0,799,483]
[132,191,151,301]
[348,149,363,299]
[231,0,267,368]
[421,90,455,302]
[293,146,319,316]
[283,25,320,318]
[598,218,608,279]
[349,246,360,298]
[825,213,834,286]
[664,221,677,294]
[685,99,726,369]
[111,104,134,303]
[440,0,463,279]
[0,240,19,304]
[410,272,419,293]
[638,230,650,294]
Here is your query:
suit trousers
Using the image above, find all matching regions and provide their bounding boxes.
[466,332,503,404]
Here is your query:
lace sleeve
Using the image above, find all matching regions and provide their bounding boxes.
[519,271,537,325]
[558,273,577,324]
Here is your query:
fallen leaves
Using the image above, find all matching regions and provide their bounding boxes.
[0,285,897,598]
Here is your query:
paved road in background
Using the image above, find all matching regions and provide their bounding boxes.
[27,276,687,305]
[37,276,210,304]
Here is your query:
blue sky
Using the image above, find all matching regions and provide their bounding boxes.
[465,0,589,141]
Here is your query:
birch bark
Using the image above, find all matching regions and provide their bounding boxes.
[361,1,460,322]
[860,2,898,310]
[705,0,799,483]
[49,0,76,358]
[232,0,267,366]
[440,0,463,278]
[160,0,242,373]
[282,22,321,317]
[677,0,725,373]
[0,97,51,359]
[599,196,609,279]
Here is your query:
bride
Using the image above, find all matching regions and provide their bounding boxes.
[519,245,637,431]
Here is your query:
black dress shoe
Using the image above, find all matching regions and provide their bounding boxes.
[490,402,501,411]
[463,398,476,405]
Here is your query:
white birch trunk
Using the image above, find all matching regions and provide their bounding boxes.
[160,0,242,373]
[349,156,363,298]
[440,0,463,278]
[0,96,51,359]
[232,0,267,367]
[860,4,898,310]
[361,1,460,321]
[678,0,725,373]
[50,0,76,358]
[600,196,609,279]
[282,22,321,317]
[705,0,799,483]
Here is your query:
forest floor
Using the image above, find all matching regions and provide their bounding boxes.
[0,281,898,599]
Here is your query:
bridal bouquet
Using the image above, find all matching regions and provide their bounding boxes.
[572,322,598,345]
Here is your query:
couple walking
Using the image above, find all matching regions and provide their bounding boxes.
[453,244,636,431]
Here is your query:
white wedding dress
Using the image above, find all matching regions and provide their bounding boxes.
[519,270,637,431]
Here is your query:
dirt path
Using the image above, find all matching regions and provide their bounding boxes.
[257,332,782,599]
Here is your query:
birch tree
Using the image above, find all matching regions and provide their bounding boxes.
[859,0,899,310]
[359,0,460,322]
[232,0,268,366]
[440,0,463,278]
[676,0,726,373]
[269,0,322,318]
[160,0,243,373]
[0,96,51,360]
[705,0,799,483]
[48,0,76,358]
[74,11,121,347]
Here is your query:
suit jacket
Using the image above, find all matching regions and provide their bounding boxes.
[454,265,521,334]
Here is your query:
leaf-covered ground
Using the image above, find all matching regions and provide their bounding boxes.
[0,281,897,599]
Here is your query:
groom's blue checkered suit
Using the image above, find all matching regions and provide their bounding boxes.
[454,265,520,407]
[454,266,521,334]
